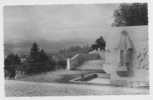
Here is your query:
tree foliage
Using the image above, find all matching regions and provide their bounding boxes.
[4,54,21,78]
[24,42,55,74]
[113,3,148,26]
[91,36,106,51]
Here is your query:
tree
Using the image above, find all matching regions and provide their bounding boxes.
[40,49,56,70]
[29,42,40,62]
[91,44,98,51]
[95,36,106,50]
[4,53,21,78]
[5,54,21,65]
[113,3,148,26]
[91,36,106,51]
[25,42,55,74]
[40,49,48,62]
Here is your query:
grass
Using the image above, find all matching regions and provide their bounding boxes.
[18,70,100,83]
[17,60,106,83]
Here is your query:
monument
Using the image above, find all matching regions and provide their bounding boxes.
[103,25,149,87]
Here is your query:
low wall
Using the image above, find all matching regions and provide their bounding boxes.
[103,25,149,87]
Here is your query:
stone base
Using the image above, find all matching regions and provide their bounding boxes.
[111,80,149,88]
[103,63,149,88]
[116,66,129,77]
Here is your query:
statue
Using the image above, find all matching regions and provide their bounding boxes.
[117,30,134,77]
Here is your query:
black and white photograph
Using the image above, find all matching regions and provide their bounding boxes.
[1,1,150,97]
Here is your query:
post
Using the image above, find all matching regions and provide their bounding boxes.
[66,58,70,70]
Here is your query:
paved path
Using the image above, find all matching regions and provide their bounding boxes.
[5,80,149,96]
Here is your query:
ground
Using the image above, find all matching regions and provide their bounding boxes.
[5,60,149,96]
[5,80,149,96]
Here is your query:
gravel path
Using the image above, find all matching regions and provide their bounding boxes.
[5,80,149,97]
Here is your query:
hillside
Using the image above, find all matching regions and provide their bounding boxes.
[4,39,93,56]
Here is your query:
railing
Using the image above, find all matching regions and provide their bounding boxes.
[66,53,101,70]
[70,54,80,61]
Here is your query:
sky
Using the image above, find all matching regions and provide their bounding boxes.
[4,4,119,43]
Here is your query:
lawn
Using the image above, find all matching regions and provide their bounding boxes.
[18,60,106,83]
[18,69,103,83]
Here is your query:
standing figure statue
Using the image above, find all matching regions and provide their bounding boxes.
[117,30,134,77]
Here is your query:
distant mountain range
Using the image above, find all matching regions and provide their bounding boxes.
[4,39,94,56]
